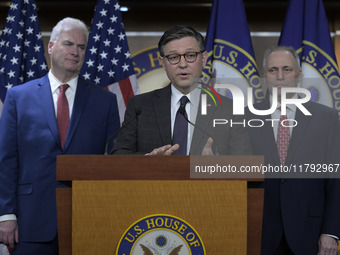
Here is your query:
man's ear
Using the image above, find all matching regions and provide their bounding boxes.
[159,56,165,70]
[298,67,302,81]
[47,41,54,55]
[202,51,208,66]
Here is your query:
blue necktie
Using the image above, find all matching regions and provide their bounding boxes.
[172,96,189,155]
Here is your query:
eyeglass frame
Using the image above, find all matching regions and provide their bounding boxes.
[162,50,205,65]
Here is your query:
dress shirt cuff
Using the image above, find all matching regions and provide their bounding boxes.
[0,214,17,222]
[322,234,339,246]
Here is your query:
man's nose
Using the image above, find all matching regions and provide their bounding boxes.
[277,69,284,80]
[70,46,79,56]
[178,55,187,67]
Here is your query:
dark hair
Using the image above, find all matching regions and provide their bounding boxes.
[158,25,205,56]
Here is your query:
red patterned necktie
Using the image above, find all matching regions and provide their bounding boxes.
[57,84,70,150]
[277,114,290,165]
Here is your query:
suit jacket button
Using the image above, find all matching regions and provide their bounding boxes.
[281,179,286,184]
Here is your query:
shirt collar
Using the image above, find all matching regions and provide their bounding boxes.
[49,71,78,93]
[269,93,298,113]
[170,84,201,107]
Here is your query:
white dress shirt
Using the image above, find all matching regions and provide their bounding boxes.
[49,71,78,118]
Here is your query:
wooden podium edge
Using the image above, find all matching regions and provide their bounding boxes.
[56,155,264,255]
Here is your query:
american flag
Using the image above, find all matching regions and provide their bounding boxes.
[0,0,48,116]
[80,0,139,123]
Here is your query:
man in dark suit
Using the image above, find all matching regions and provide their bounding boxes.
[246,46,340,255]
[0,17,120,254]
[112,25,251,156]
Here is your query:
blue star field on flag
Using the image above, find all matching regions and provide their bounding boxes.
[80,0,139,122]
[0,0,48,107]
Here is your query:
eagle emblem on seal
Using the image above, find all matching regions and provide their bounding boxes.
[140,244,183,255]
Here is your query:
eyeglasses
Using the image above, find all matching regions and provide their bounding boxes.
[164,51,204,65]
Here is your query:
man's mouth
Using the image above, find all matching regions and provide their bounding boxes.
[178,72,190,78]
[66,58,78,64]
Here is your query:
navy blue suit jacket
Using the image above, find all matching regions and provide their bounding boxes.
[246,96,340,255]
[0,74,120,242]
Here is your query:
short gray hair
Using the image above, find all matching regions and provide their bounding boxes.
[50,17,89,43]
[263,45,300,72]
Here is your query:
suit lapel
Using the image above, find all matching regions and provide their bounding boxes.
[285,102,312,164]
[154,85,172,145]
[262,116,280,163]
[191,93,215,154]
[37,75,61,147]
[63,79,90,150]
[254,98,281,163]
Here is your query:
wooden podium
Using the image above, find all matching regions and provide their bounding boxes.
[56,155,264,255]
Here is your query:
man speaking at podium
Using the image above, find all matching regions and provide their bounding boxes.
[112,25,252,156]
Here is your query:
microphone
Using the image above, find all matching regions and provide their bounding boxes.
[178,107,218,154]
[104,109,141,155]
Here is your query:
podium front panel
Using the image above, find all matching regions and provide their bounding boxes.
[72,180,247,254]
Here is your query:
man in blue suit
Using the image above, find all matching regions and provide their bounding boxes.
[246,46,340,255]
[0,17,120,254]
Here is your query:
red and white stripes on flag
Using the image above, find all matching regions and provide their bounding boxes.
[107,75,139,121]
[80,0,139,123]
